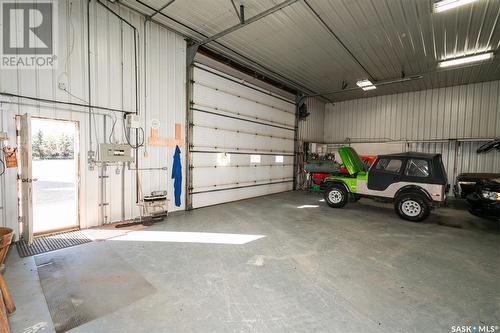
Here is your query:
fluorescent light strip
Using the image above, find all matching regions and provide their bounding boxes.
[438,52,493,68]
[356,79,373,88]
[433,0,480,13]
[362,85,376,91]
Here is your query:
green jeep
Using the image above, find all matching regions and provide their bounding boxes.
[322,147,448,222]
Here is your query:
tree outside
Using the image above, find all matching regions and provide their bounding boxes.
[31,130,74,160]
[32,129,45,159]
[59,133,74,158]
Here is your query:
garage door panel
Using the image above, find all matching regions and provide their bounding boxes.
[193,154,292,189]
[190,63,295,208]
[193,86,295,128]
[192,111,294,139]
[192,182,292,208]
[192,153,293,165]
[193,165,293,189]
[192,107,294,154]
[192,126,294,153]
[194,65,295,114]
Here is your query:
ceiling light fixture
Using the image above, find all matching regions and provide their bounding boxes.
[433,0,480,13]
[357,79,376,91]
[356,79,373,88]
[438,52,494,68]
[361,85,376,91]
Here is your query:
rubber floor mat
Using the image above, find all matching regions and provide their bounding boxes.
[35,244,156,332]
[16,230,92,257]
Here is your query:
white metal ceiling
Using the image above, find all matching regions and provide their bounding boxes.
[122,0,500,101]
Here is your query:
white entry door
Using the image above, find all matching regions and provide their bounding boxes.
[17,114,34,244]
[16,115,80,243]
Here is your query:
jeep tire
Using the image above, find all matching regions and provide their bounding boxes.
[395,193,430,222]
[324,184,348,208]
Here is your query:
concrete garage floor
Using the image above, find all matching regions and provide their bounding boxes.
[5,191,500,333]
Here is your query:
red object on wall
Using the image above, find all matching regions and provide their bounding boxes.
[313,155,376,185]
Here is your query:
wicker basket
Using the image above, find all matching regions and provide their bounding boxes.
[0,228,13,267]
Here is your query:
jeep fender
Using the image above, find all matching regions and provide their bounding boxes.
[395,185,432,202]
[323,180,350,193]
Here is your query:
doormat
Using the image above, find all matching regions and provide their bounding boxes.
[35,244,156,332]
[16,230,92,257]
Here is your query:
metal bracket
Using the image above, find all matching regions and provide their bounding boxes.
[187,44,199,66]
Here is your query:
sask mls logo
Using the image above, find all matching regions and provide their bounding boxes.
[1,0,57,68]
[451,324,499,333]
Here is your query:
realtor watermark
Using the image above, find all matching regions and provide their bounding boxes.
[1,0,57,69]
[451,324,499,333]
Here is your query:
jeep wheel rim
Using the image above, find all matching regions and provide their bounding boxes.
[402,200,421,217]
[328,190,342,204]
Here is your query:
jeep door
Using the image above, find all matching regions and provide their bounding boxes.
[367,158,405,191]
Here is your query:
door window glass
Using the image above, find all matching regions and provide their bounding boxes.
[375,158,402,173]
[250,155,261,163]
[405,159,430,177]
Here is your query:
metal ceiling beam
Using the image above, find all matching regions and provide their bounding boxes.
[230,0,241,22]
[129,0,321,97]
[298,75,423,104]
[303,0,377,82]
[146,0,175,20]
[194,0,300,47]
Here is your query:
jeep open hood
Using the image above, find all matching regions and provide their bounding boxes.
[338,147,365,175]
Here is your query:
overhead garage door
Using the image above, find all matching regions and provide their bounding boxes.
[188,63,296,209]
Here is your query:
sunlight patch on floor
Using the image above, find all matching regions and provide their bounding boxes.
[106,230,266,245]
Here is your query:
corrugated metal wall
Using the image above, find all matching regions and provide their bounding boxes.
[407,141,500,186]
[298,97,325,143]
[323,80,500,187]
[325,80,500,142]
[0,0,186,233]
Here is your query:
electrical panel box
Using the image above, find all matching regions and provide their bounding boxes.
[99,143,134,162]
[125,114,141,129]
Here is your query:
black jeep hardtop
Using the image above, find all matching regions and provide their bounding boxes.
[374,152,448,185]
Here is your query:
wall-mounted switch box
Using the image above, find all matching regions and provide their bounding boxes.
[99,143,134,162]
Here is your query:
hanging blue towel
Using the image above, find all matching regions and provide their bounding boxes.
[171,145,182,207]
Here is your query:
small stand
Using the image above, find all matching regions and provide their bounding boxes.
[139,191,168,226]
[115,191,168,228]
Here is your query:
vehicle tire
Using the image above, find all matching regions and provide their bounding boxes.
[324,184,348,208]
[394,193,430,222]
